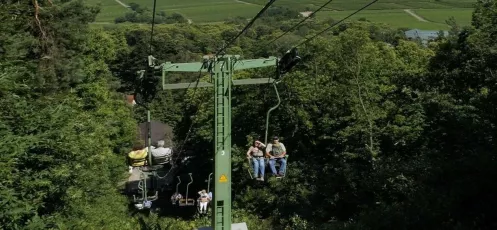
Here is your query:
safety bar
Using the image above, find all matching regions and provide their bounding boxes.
[185,173,193,201]
[265,81,281,145]
[207,173,213,193]
[176,176,181,194]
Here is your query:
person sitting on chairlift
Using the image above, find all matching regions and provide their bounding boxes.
[198,189,210,214]
[266,136,287,177]
[128,143,148,170]
[247,140,266,181]
[171,192,183,205]
[151,140,172,165]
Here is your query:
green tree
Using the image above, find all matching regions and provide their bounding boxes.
[0,1,136,228]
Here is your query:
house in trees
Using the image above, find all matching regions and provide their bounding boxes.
[125,95,136,106]
[404,29,449,45]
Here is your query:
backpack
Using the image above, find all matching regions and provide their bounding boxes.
[271,143,283,157]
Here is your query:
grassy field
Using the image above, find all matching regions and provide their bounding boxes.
[244,0,476,10]
[315,8,474,30]
[315,10,441,30]
[86,0,129,22]
[86,0,477,30]
[414,8,474,25]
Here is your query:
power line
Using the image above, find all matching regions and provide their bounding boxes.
[173,69,203,164]
[156,68,204,178]
[161,0,279,166]
[215,0,278,56]
[143,0,202,172]
[265,0,334,46]
[148,0,158,55]
[156,0,280,166]
[293,0,378,48]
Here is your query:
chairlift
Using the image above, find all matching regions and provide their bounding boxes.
[263,81,289,180]
[178,173,195,207]
[126,87,177,208]
[242,76,290,181]
[171,176,183,205]
[132,168,159,210]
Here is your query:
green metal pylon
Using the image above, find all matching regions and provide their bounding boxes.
[156,54,277,230]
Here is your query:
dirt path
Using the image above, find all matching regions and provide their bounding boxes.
[300,11,313,17]
[114,0,129,8]
[234,0,256,5]
[404,9,428,22]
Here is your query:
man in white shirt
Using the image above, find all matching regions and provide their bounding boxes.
[151,140,172,164]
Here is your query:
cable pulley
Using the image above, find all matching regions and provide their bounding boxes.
[134,67,160,105]
[277,47,301,76]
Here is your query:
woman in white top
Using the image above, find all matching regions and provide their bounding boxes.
[246,140,266,181]
[198,189,210,214]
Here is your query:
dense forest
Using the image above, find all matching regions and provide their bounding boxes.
[1,0,497,229]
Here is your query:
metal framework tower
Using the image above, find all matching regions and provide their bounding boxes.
[155,55,277,230]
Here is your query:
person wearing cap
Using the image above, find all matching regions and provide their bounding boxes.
[198,189,210,214]
[246,140,266,181]
[266,136,287,177]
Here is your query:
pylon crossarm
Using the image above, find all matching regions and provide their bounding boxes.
[233,57,278,70]
[162,57,278,73]
[163,82,213,90]
[232,78,275,85]
[162,57,279,90]
[163,62,207,72]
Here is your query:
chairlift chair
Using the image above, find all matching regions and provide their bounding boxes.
[132,168,159,209]
[244,80,283,182]
[261,80,290,180]
[260,48,299,180]
[178,173,195,207]
[171,176,182,205]
[153,155,170,165]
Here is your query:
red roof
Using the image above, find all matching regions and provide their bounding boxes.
[126,95,136,105]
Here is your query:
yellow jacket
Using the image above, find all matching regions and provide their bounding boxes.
[128,148,148,166]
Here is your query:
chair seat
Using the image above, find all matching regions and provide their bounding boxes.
[141,165,164,172]
[153,156,171,165]
[178,198,195,206]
